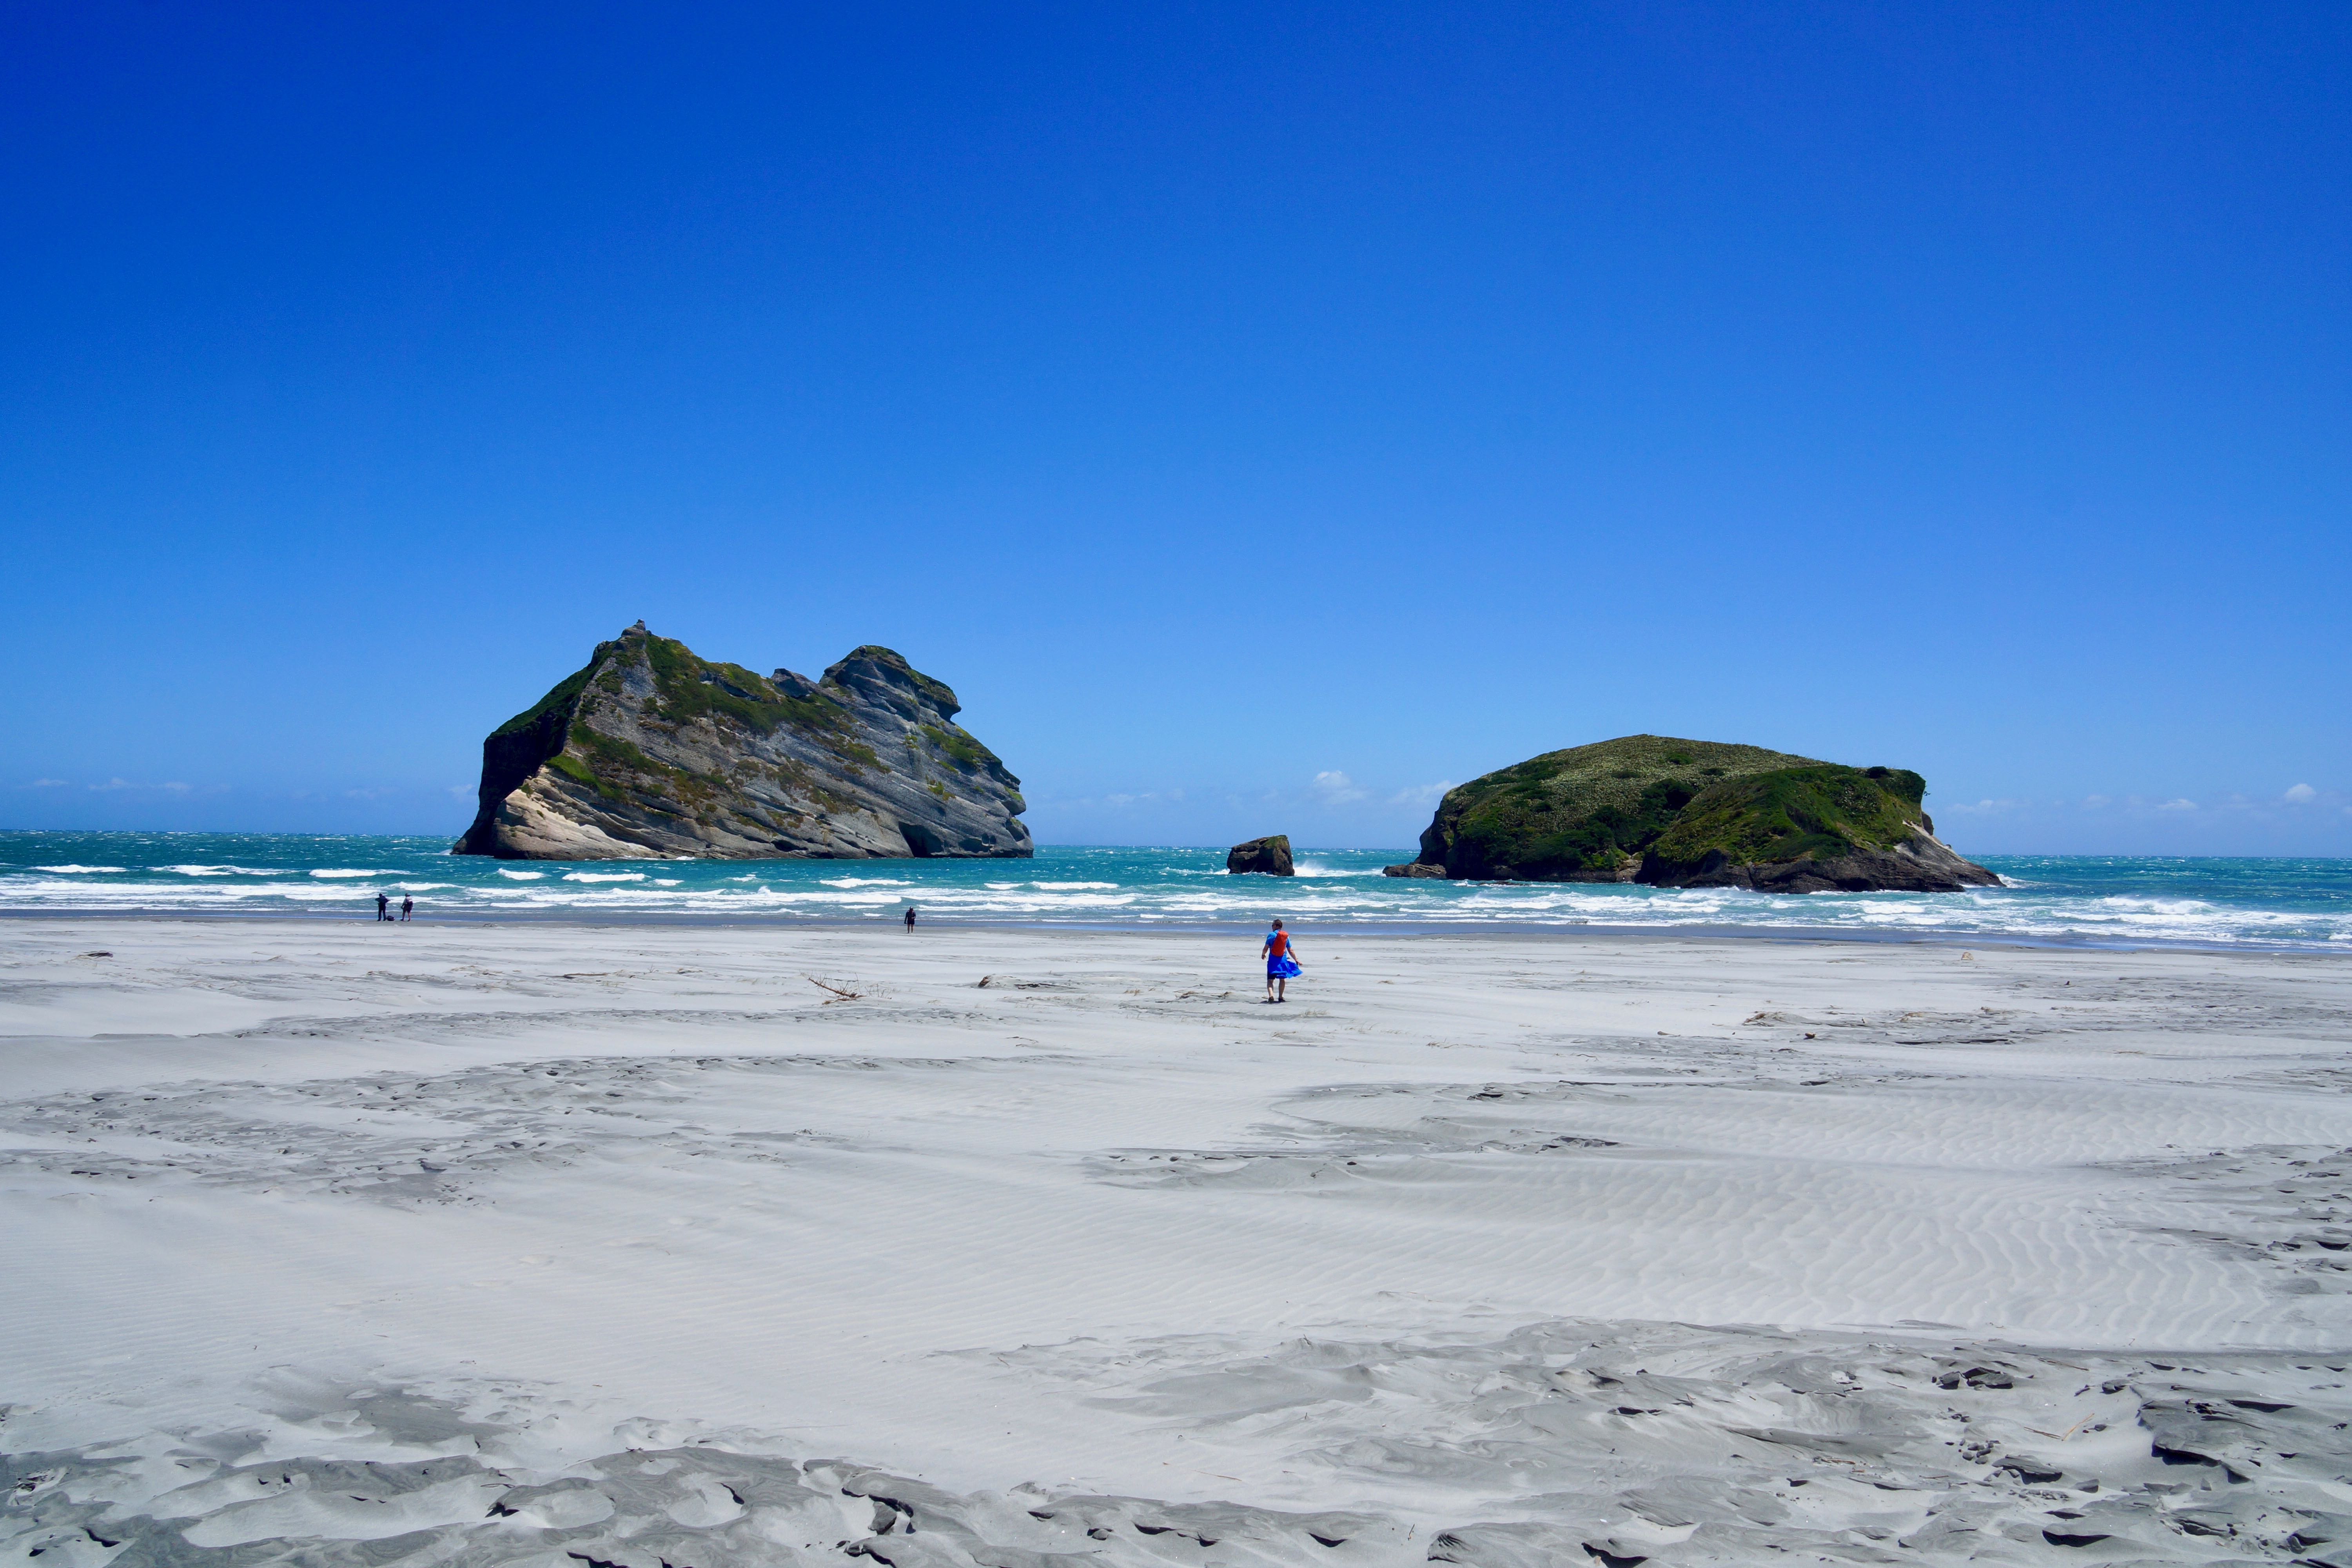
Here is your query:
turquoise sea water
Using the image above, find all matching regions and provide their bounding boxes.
[1,833,2347,949]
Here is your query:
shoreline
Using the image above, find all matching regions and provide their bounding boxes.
[4,904,2348,957]
[8,841,2348,953]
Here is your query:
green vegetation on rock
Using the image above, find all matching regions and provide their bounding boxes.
[921,723,995,772]
[491,653,603,739]
[1400,735,1989,892]
[545,751,614,800]
[1433,735,1821,881]
[561,721,722,812]
[1646,766,1927,873]
[642,635,846,737]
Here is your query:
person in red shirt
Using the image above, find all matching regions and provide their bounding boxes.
[1261,919,1301,1002]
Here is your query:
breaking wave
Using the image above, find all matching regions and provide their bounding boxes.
[0,836,2345,948]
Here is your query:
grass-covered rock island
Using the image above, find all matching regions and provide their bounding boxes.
[1388,734,1997,893]
[454,622,1031,860]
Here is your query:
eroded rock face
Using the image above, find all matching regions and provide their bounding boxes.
[453,623,1031,861]
[1227,835,1295,875]
[1381,860,1448,878]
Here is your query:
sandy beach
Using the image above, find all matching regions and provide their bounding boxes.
[4,918,2350,1565]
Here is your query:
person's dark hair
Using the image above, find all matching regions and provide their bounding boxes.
[1271,919,1283,929]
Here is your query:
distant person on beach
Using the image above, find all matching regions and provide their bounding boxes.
[904,906,917,933]
[1262,919,1301,1002]
[376,893,390,922]
[400,896,414,922]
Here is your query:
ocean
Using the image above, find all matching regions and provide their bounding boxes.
[1,832,2346,949]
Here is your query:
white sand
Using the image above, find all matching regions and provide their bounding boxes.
[3,918,2349,1565]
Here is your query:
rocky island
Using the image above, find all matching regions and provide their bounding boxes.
[453,622,1031,861]
[1227,835,1295,875]
[1387,734,1997,893]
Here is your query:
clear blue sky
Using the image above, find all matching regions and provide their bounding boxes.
[5,2,2346,855]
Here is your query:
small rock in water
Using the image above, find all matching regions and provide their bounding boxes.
[1227,835,1294,876]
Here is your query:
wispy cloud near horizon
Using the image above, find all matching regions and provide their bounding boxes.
[1312,770,1368,804]
[84,778,198,794]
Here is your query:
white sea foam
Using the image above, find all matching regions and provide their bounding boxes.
[3,842,2346,946]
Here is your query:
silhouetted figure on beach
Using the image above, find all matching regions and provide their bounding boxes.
[400,896,414,922]
[376,893,390,922]
[904,906,917,933]
[1262,919,1301,1002]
